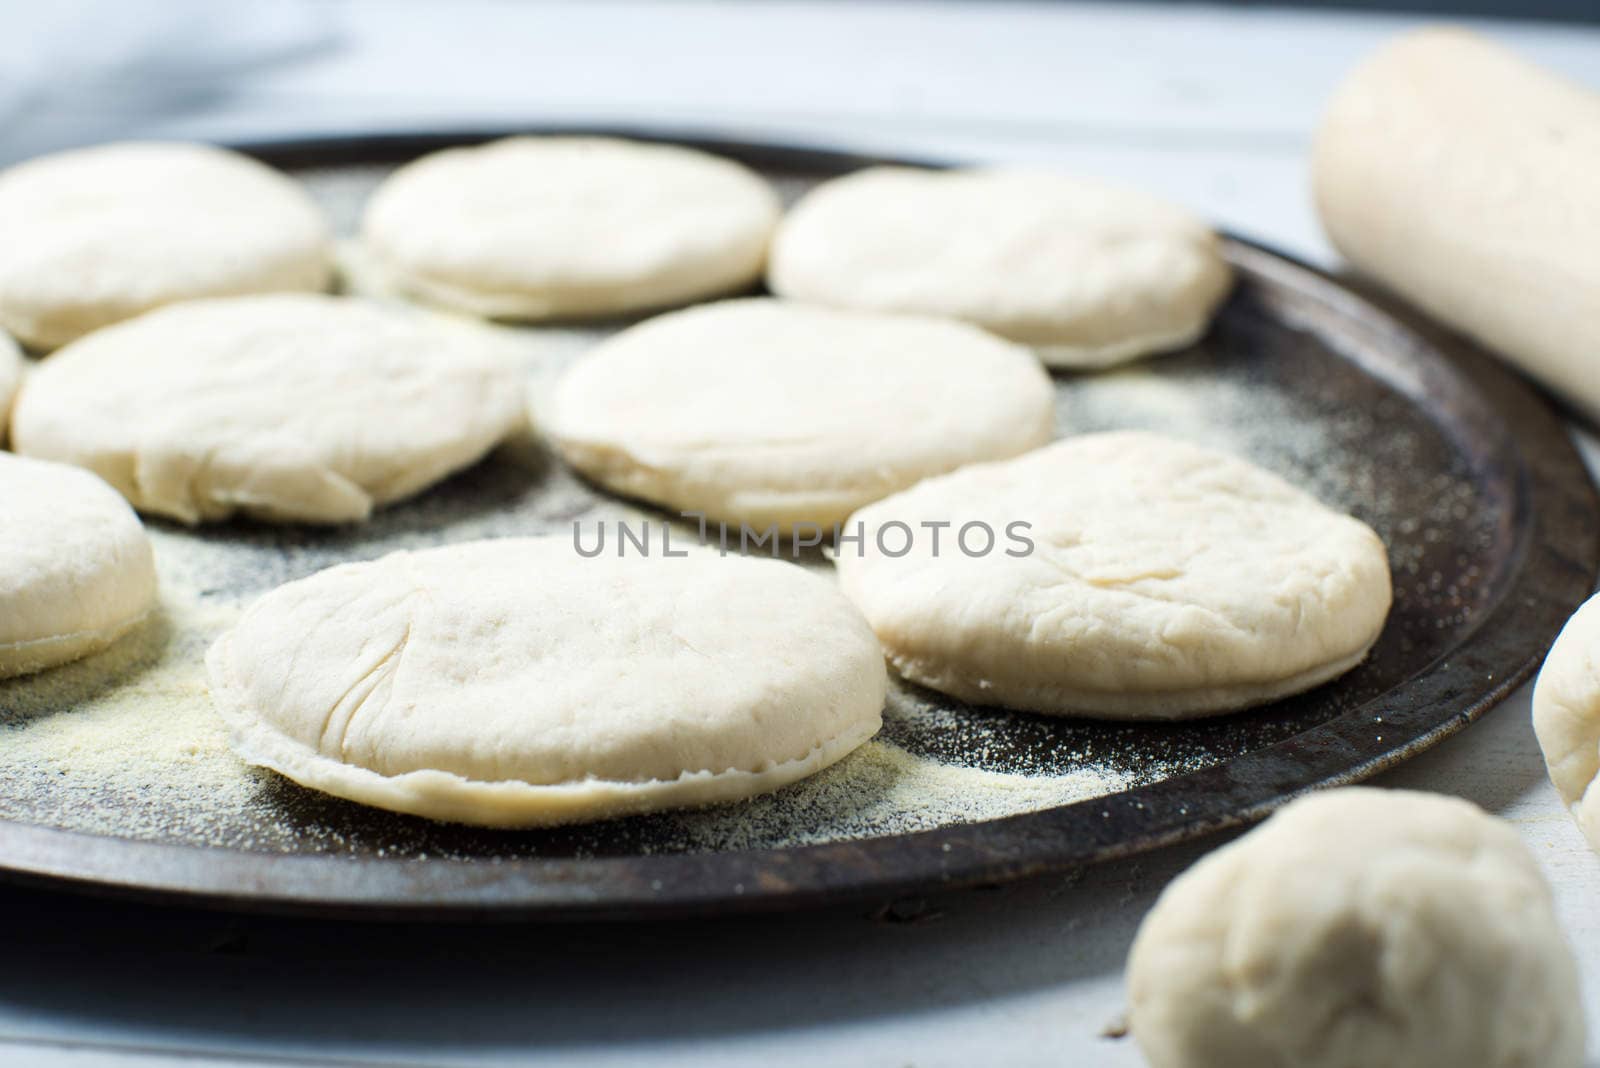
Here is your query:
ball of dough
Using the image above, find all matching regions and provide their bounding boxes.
[0,453,158,679]
[10,294,526,526]
[547,298,1056,534]
[768,167,1233,369]
[1126,787,1586,1068]
[0,331,20,441]
[1533,591,1600,853]
[0,142,333,350]
[362,136,781,320]
[206,537,887,826]
[832,431,1391,719]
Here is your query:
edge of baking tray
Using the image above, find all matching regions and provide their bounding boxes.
[0,129,1594,922]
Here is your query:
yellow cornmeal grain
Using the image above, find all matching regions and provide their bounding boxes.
[0,545,1131,856]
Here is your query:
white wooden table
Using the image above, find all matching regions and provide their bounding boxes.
[2,3,1599,1065]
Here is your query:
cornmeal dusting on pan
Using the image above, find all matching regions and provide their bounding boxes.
[0,556,266,847]
[1066,367,1367,505]
[0,540,1131,854]
[658,736,1132,853]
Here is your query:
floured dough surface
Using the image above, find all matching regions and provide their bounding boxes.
[547,298,1056,532]
[0,331,19,441]
[10,294,526,525]
[0,453,158,679]
[1533,592,1600,853]
[833,431,1391,719]
[0,141,333,350]
[768,166,1233,369]
[1127,787,1586,1068]
[206,538,888,827]
[362,136,781,319]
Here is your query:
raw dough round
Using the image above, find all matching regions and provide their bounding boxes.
[0,141,333,350]
[10,294,526,525]
[832,430,1391,719]
[0,331,20,441]
[1126,787,1586,1068]
[768,167,1233,369]
[206,537,887,826]
[1533,591,1600,853]
[362,136,781,320]
[0,453,158,679]
[547,298,1056,533]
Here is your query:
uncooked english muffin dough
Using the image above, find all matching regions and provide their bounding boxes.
[0,141,333,350]
[547,298,1056,533]
[0,453,158,679]
[833,431,1391,719]
[1126,787,1586,1068]
[768,167,1233,369]
[10,294,525,525]
[1533,591,1600,853]
[362,136,781,319]
[207,538,888,826]
[0,331,20,440]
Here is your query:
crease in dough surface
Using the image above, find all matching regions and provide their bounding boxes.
[207,537,888,826]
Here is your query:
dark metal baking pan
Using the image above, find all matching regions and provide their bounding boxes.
[0,130,1593,920]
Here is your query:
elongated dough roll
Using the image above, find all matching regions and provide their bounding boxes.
[1313,28,1600,420]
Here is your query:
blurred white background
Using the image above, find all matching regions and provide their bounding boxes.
[6,0,1600,260]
